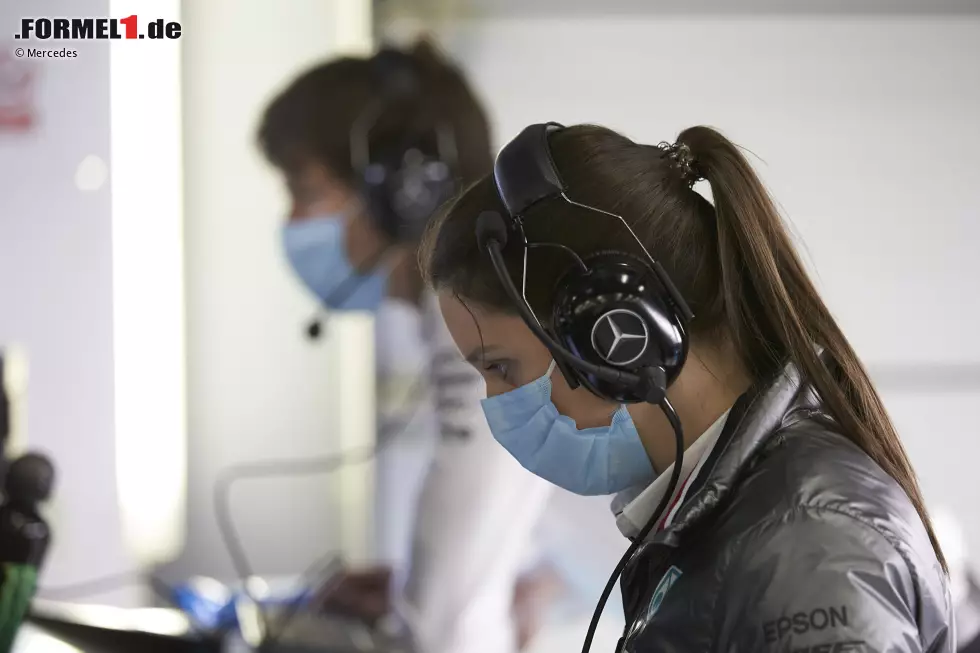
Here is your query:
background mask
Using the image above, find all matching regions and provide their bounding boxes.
[282,214,388,312]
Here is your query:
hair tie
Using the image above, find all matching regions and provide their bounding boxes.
[657,141,703,187]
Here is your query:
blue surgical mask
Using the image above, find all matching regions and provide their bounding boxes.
[480,361,655,496]
[282,214,388,312]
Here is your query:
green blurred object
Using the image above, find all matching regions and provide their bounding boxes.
[0,563,38,651]
[0,451,54,653]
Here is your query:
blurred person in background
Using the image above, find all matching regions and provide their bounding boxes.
[256,42,624,653]
[420,122,952,651]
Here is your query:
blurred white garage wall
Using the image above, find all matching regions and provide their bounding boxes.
[165,0,377,584]
[380,0,980,557]
[110,0,186,574]
[0,0,142,605]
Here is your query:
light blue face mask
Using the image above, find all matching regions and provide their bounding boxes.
[480,361,655,496]
[282,214,388,312]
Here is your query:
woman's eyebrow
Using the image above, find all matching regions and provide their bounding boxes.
[465,343,501,365]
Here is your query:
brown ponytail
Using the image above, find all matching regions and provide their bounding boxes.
[677,126,946,571]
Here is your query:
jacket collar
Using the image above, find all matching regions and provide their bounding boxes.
[614,409,730,540]
[653,359,822,547]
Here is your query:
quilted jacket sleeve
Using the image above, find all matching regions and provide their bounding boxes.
[714,506,929,653]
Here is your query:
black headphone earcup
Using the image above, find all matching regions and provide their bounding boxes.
[551,252,688,403]
[362,148,455,243]
[361,162,396,240]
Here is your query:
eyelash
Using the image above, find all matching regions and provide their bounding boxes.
[483,361,510,380]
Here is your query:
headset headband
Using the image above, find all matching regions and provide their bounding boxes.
[371,48,421,99]
[491,121,695,324]
[351,47,458,244]
[493,122,566,218]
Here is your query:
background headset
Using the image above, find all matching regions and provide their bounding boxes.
[352,47,459,245]
[306,47,459,339]
[475,122,695,653]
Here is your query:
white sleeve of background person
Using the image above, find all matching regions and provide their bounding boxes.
[397,293,553,653]
[521,491,628,653]
[373,298,439,572]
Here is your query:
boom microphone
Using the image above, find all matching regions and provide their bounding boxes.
[475,210,510,252]
[306,313,326,341]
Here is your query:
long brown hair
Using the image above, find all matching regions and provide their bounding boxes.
[420,124,946,570]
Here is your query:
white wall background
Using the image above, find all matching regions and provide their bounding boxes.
[379,6,980,651]
[0,0,140,605]
[163,0,377,586]
[430,14,980,365]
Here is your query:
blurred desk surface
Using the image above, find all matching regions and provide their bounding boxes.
[16,599,412,653]
[257,607,413,653]
[19,599,222,653]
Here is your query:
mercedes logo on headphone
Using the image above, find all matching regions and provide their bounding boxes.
[590,309,650,367]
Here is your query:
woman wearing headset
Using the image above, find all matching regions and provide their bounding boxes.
[257,43,613,653]
[420,123,952,651]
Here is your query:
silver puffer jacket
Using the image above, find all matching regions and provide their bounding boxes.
[618,361,952,653]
